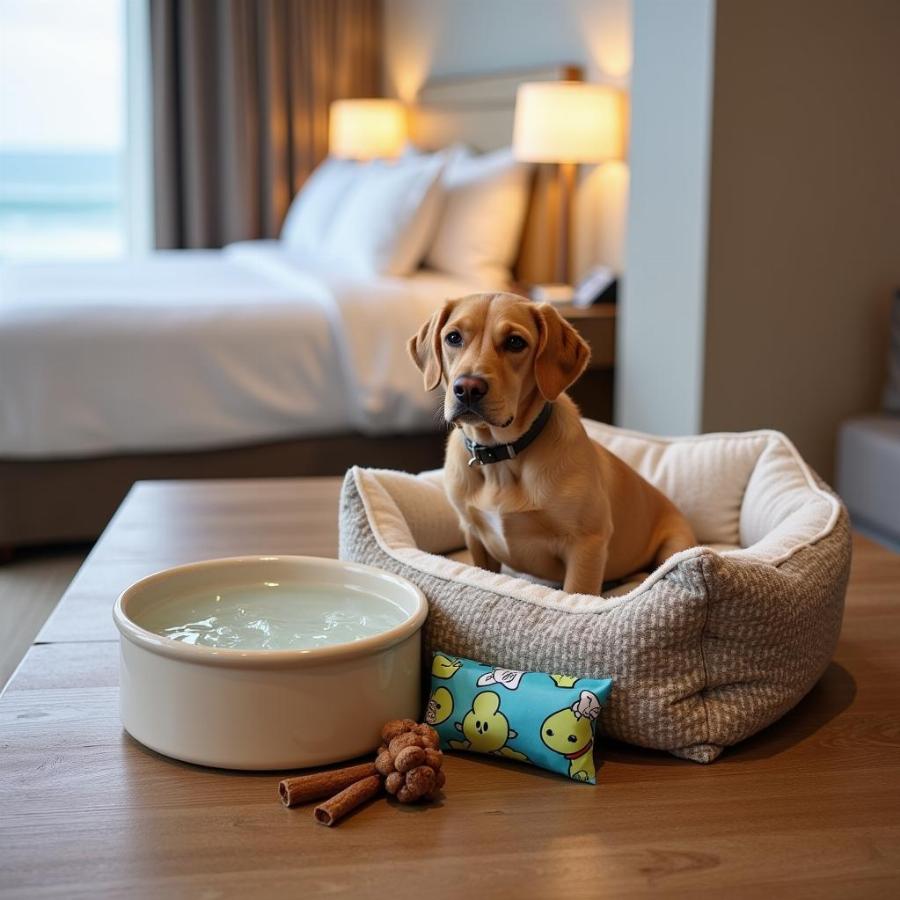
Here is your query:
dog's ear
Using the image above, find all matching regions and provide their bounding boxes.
[531,303,591,401]
[407,300,455,391]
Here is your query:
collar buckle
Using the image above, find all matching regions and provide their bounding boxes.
[467,444,497,466]
[460,403,552,468]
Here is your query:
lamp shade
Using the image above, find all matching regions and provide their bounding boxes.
[329,99,406,160]
[513,82,621,164]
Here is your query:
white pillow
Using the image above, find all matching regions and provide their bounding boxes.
[426,147,533,287]
[322,152,448,277]
[280,157,359,253]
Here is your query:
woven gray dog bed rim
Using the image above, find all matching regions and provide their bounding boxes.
[345,428,842,615]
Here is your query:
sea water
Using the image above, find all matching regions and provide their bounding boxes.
[140,583,408,651]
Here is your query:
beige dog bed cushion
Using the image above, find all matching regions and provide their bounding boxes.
[339,422,851,763]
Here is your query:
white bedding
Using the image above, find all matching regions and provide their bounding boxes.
[0,241,483,458]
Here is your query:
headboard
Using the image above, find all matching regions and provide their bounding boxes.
[410,64,583,286]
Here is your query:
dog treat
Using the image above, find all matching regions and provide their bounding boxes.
[279,719,446,827]
[376,719,445,803]
[374,750,395,777]
[384,771,403,794]
[382,718,440,747]
[388,732,422,756]
[381,718,418,742]
[278,762,378,808]
[394,745,426,773]
[425,651,613,784]
[313,774,382,826]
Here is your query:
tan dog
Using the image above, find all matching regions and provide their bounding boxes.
[408,292,696,594]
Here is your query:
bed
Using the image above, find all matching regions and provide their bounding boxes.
[0,243,481,457]
[0,65,583,549]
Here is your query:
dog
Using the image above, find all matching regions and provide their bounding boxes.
[408,292,696,594]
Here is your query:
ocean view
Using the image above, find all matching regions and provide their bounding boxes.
[0,150,125,260]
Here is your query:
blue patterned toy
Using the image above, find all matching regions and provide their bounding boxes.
[425,652,613,783]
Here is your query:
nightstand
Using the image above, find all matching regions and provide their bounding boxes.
[559,302,616,369]
[511,284,617,421]
[559,302,616,422]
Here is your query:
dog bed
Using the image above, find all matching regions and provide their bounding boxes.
[338,422,851,762]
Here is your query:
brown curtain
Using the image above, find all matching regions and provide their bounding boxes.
[150,0,382,249]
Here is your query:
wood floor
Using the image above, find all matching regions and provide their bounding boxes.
[0,546,86,691]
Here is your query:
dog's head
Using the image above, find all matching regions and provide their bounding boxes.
[407,292,590,431]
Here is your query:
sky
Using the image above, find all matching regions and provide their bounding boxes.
[0,0,123,151]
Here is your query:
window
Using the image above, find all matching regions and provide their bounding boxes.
[0,0,151,261]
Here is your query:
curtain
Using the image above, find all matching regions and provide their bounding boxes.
[150,0,382,249]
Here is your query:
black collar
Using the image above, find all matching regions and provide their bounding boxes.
[461,403,553,467]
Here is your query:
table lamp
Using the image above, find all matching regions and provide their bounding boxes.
[329,98,407,160]
[513,81,621,286]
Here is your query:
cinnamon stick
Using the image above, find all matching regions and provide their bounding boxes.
[314,775,382,827]
[278,762,377,808]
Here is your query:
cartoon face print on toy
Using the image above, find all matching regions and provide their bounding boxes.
[425,686,454,725]
[432,654,462,679]
[541,690,601,782]
[449,691,529,762]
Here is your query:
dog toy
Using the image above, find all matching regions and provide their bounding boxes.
[425,651,613,783]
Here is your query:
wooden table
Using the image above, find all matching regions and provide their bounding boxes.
[2,479,899,898]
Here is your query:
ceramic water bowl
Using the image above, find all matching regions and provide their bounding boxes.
[113,555,427,770]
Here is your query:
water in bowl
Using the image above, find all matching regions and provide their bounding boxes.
[140,582,408,651]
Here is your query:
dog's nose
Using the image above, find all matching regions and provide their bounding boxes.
[453,375,488,406]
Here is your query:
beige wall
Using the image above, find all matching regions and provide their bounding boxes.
[618,0,716,436]
[619,0,899,479]
[382,0,632,276]
[702,0,900,478]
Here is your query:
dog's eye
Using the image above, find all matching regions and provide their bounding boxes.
[505,334,527,352]
[567,734,578,743]
[445,330,463,346]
